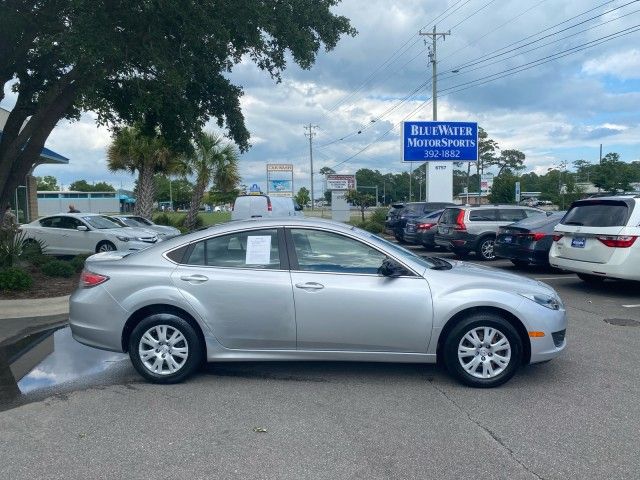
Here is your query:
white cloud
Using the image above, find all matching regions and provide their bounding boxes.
[582,49,640,79]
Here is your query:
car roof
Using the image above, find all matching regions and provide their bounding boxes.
[456,205,543,210]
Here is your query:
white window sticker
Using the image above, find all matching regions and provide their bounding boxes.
[245,236,272,265]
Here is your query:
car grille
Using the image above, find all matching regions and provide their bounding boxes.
[551,329,566,347]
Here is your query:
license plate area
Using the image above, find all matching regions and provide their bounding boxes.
[439,226,450,234]
[571,237,586,248]
[503,235,512,243]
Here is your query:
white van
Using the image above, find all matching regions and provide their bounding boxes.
[231,194,304,220]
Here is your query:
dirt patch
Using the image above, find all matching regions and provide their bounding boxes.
[0,264,79,300]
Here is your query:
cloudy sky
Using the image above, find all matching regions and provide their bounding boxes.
[2,0,640,195]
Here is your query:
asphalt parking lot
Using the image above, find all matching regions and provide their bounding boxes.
[1,245,639,479]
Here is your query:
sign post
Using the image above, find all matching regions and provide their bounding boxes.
[401,121,478,203]
[326,174,356,222]
[515,181,521,204]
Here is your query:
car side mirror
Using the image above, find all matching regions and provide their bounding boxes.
[77,225,88,231]
[378,258,408,278]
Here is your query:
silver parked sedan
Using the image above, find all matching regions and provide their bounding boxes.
[69,218,567,387]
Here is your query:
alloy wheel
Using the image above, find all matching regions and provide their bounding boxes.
[480,239,495,260]
[138,325,190,375]
[457,326,511,379]
[99,242,115,252]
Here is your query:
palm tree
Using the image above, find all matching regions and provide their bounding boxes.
[107,127,173,218]
[183,132,240,230]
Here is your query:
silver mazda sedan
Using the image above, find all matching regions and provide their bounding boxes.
[69,218,567,388]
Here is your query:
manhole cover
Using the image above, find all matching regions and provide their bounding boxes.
[603,318,640,327]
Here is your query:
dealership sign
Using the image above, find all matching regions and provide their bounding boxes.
[402,121,478,162]
[266,163,293,172]
[266,163,294,197]
[326,174,356,191]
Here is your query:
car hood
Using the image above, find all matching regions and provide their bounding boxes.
[148,224,181,235]
[100,227,157,238]
[439,260,556,296]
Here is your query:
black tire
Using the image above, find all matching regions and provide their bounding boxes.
[96,240,116,253]
[577,273,605,284]
[395,235,407,244]
[443,313,523,388]
[476,236,497,261]
[510,259,529,268]
[128,313,203,384]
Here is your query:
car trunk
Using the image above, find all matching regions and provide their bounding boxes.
[437,208,463,236]
[554,200,632,264]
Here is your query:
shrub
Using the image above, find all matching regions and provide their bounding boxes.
[0,267,33,291]
[369,207,388,225]
[29,253,54,269]
[70,254,90,272]
[41,259,76,278]
[153,213,171,225]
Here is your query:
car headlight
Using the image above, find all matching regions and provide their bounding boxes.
[520,293,563,310]
[116,235,130,242]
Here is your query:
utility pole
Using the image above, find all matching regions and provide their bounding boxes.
[304,124,318,210]
[420,25,451,201]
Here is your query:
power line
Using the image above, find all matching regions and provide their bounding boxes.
[449,0,501,31]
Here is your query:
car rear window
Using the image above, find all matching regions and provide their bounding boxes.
[469,209,498,221]
[562,201,631,227]
[440,208,462,224]
[403,203,426,214]
[498,209,526,222]
[510,212,565,229]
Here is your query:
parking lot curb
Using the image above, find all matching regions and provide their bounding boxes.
[0,296,70,346]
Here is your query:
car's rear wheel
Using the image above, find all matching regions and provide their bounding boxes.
[96,240,116,253]
[577,273,605,284]
[510,259,529,268]
[443,313,522,388]
[477,236,496,260]
[129,314,203,383]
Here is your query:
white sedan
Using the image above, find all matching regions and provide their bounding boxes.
[21,213,159,255]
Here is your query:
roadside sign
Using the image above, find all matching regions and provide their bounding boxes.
[480,173,494,193]
[326,174,356,190]
[515,181,521,203]
[266,164,293,172]
[266,164,294,197]
[402,121,478,162]
[250,184,261,193]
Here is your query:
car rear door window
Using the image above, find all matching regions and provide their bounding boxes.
[39,216,65,228]
[185,229,281,269]
[469,209,498,221]
[440,208,462,224]
[289,229,386,274]
[498,209,527,222]
[562,201,631,227]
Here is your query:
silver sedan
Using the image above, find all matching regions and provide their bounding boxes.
[69,218,567,388]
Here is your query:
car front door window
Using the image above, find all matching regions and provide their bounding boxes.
[289,229,387,274]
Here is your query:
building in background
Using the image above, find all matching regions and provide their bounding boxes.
[37,191,119,216]
[0,107,70,222]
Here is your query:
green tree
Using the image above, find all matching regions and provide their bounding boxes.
[107,127,173,218]
[0,1,355,207]
[474,127,499,192]
[182,133,240,230]
[572,159,594,182]
[36,175,59,191]
[591,153,634,194]
[295,187,311,207]
[494,149,525,176]
[69,179,115,192]
[319,166,336,175]
[488,172,517,204]
[155,175,194,208]
[345,189,375,222]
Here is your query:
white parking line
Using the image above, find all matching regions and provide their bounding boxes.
[622,304,640,308]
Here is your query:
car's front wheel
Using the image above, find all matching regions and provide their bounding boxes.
[96,240,116,253]
[128,314,203,383]
[443,313,522,388]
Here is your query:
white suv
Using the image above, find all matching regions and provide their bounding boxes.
[549,196,640,282]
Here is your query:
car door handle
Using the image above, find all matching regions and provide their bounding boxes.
[295,282,324,291]
[180,274,209,283]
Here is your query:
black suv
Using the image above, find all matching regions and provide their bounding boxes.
[386,202,455,242]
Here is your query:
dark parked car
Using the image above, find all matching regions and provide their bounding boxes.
[384,203,405,233]
[387,202,455,242]
[403,209,444,247]
[495,211,566,267]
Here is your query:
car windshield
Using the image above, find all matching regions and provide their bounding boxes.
[122,218,147,228]
[83,215,122,229]
[352,227,435,270]
[131,216,153,226]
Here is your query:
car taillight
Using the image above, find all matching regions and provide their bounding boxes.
[267,197,272,212]
[80,270,109,288]
[596,235,638,248]
[417,222,435,229]
[454,210,466,231]
[552,233,563,242]
[526,232,546,242]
